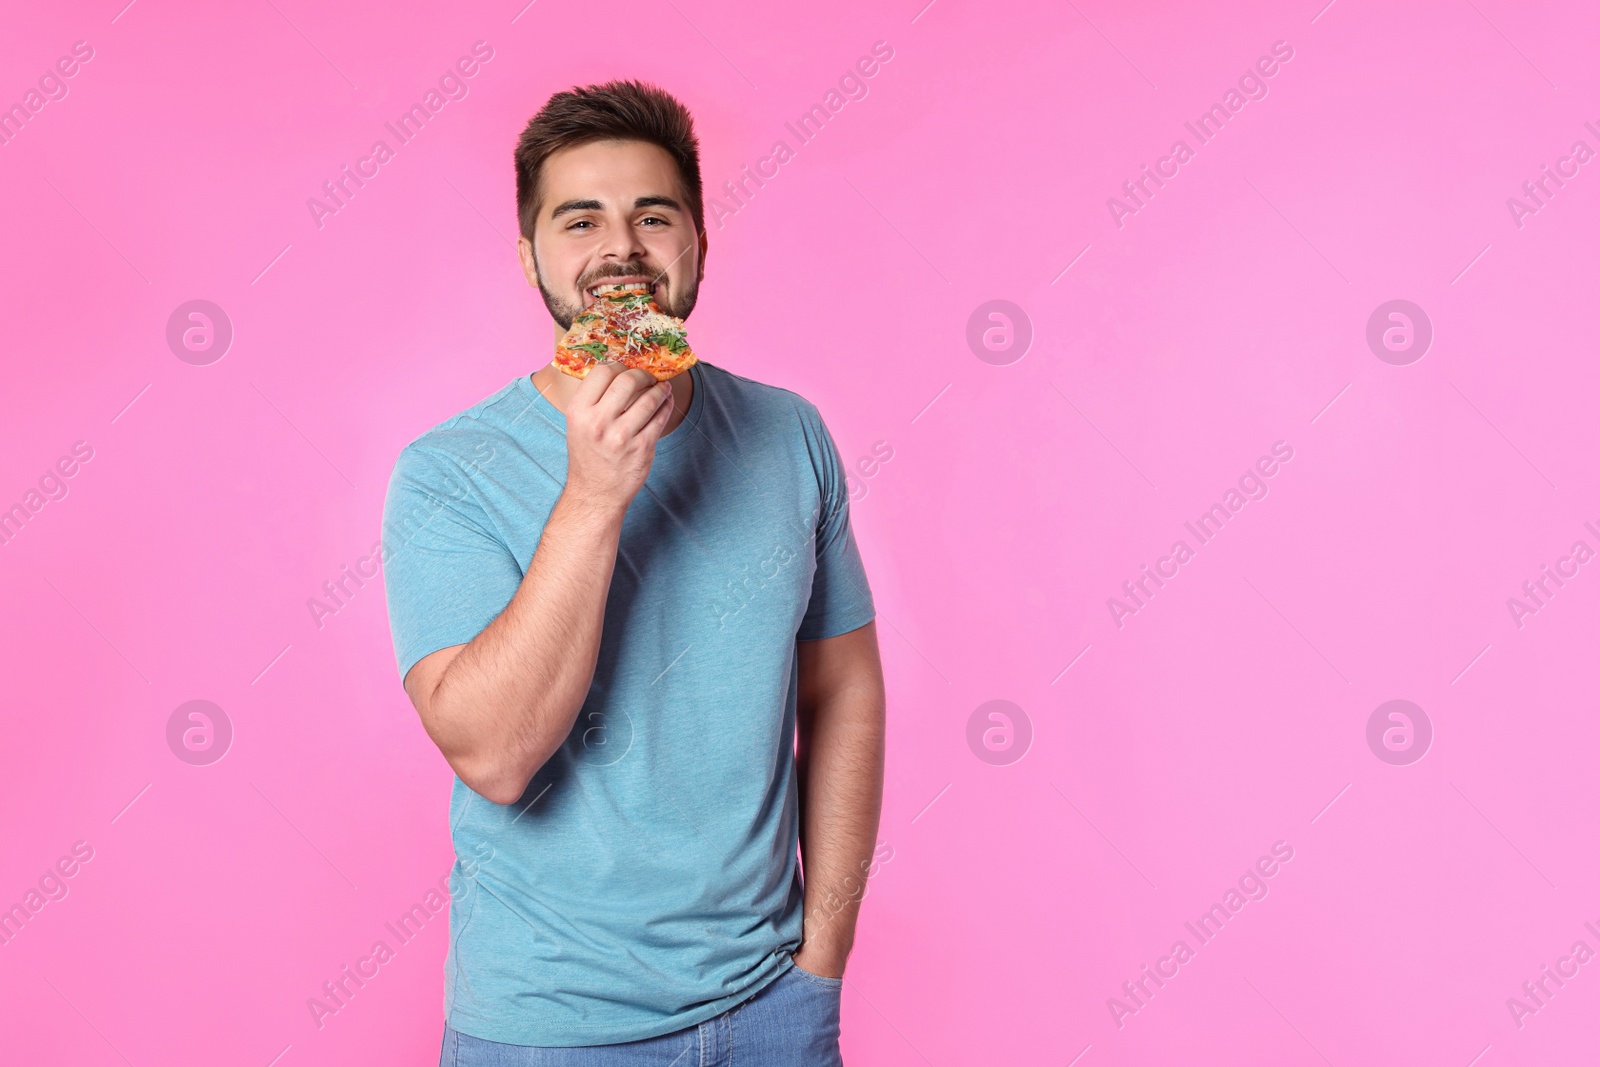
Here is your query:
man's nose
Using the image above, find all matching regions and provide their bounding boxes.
[597,219,648,263]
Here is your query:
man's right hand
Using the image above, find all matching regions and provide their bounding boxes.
[563,364,676,509]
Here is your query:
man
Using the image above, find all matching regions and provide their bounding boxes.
[381,80,886,1066]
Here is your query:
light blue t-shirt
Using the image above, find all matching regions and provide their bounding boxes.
[380,360,875,1046]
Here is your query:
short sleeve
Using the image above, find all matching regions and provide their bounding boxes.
[381,444,525,682]
[796,406,876,642]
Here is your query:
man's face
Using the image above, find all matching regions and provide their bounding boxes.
[519,138,705,331]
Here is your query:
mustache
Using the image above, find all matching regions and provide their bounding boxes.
[579,264,664,289]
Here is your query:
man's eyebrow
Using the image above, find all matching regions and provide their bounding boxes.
[549,199,604,219]
[634,196,682,211]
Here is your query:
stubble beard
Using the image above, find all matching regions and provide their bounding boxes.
[535,247,701,332]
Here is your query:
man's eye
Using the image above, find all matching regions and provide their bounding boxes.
[640,216,667,227]
[568,220,595,230]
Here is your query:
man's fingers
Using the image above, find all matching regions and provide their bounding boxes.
[634,382,676,445]
[573,362,652,409]
[572,361,626,406]
[594,367,659,419]
[616,380,674,437]
[576,361,624,398]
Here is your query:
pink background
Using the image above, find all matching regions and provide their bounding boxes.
[3,0,1598,1063]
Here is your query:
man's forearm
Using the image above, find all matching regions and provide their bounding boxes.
[427,488,626,804]
[796,655,886,975]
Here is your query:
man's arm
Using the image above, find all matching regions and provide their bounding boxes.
[793,620,886,979]
[402,365,674,805]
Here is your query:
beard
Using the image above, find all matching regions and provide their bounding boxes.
[535,250,701,331]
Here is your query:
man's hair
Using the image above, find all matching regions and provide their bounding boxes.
[514,79,704,241]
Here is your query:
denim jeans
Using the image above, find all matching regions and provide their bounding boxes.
[439,958,845,1066]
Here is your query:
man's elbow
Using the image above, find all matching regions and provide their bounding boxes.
[420,719,525,805]
[455,759,533,806]
[417,680,563,806]
[447,741,562,806]
[479,780,530,807]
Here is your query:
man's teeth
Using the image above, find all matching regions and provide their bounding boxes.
[588,281,653,297]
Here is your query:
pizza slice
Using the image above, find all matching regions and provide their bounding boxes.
[554,282,698,382]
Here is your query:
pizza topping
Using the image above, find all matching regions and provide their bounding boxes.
[555,281,697,382]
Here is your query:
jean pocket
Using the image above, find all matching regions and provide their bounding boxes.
[788,961,844,989]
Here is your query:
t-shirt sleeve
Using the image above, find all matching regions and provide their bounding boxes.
[796,405,876,642]
[381,444,526,683]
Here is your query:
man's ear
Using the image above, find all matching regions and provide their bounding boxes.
[517,235,539,288]
[696,229,708,286]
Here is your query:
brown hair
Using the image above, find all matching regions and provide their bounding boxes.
[514,79,704,241]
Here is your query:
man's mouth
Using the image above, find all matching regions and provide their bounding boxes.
[582,277,660,307]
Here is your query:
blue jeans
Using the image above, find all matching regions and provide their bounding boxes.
[438,958,844,1066]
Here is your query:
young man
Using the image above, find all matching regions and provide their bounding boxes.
[381,80,886,1066]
